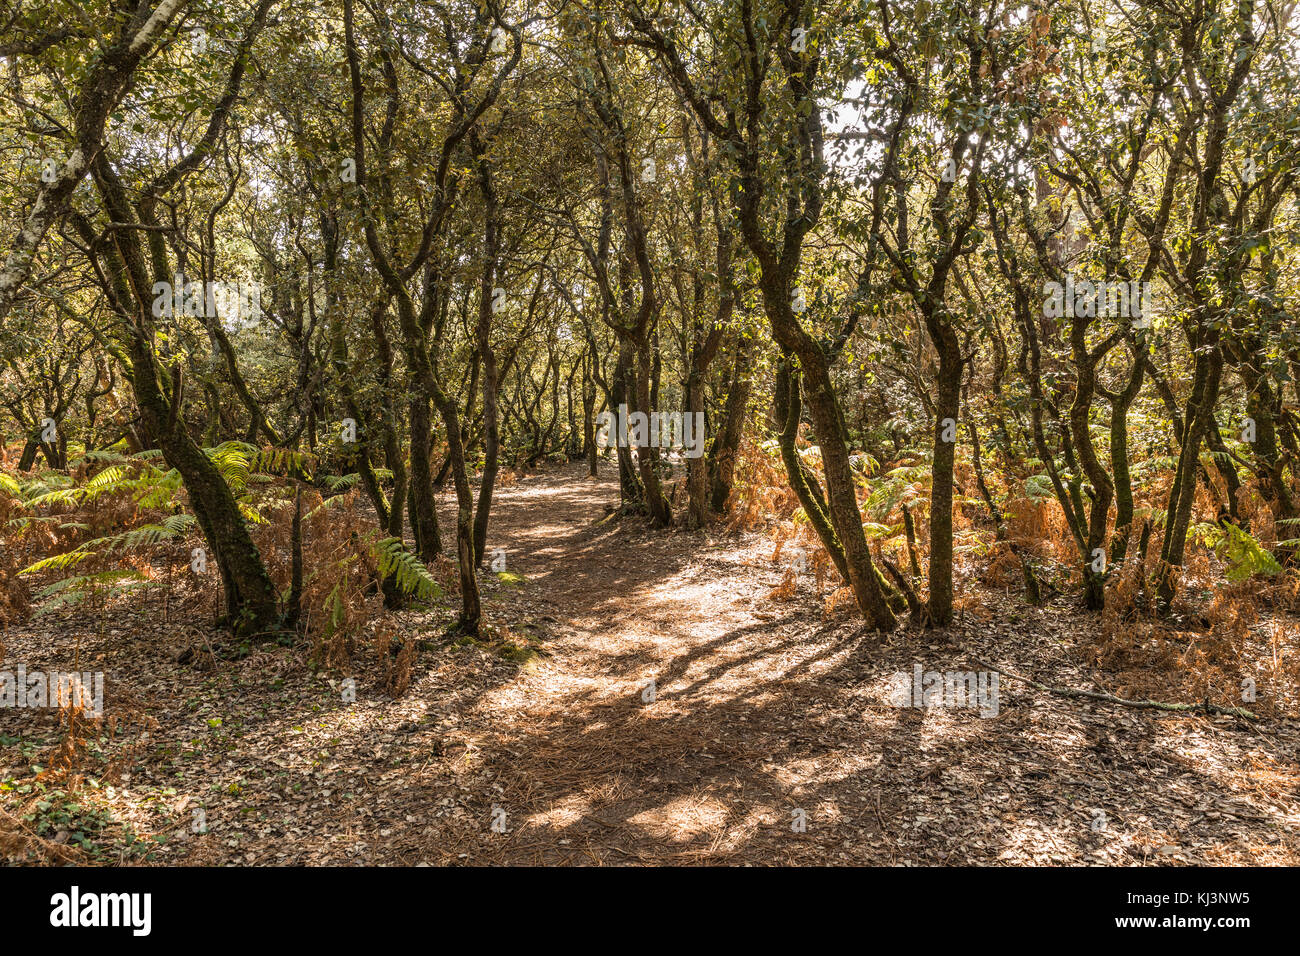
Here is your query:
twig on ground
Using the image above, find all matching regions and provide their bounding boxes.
[971,658,1265,721]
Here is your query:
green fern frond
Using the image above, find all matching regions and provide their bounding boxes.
[373,537,440,600]
[23,487,85,509]
[72,448,128,467]
[135,468,183,509]
[20,549,97,576]
[91,513,198,553]
[33,569,150,614]
[1193,521,1281,582]
[1023,474,1056,501]
[320,473,361,492]
[866,464,930,519]
[84,464,129,494]
[205,441,258,494]
[21,472,73,495]
[252,447,317,480]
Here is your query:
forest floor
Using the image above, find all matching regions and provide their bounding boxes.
[3,460,1299,866]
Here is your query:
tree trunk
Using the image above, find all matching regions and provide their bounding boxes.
[633,345,672,525]
[145,365,280,634]
[1108,348,1145,566]
[685,366,711,529]
[407,396,442,561]
[927,330,962,625]
[611,343,643,506]
[17,439,38,472]
[434,396,481,634]
[708,338,752,513]
[1158,347,1223,608]
[583,354,598,477]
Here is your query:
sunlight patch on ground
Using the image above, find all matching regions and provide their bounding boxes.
[674,638,859,704]
[997,818,1103,864]
[628,793,730,842]
[525,795,592,830]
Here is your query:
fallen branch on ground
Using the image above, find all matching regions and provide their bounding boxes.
[970,658,1263,721]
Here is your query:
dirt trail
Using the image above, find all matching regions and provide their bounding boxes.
[4,463,1297,866]
[456,464,822,863]
[427,463,1300,865]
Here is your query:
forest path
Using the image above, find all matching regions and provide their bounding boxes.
[7,463,1295,866]
[442,461,843,863]
[420,461,1300,866]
